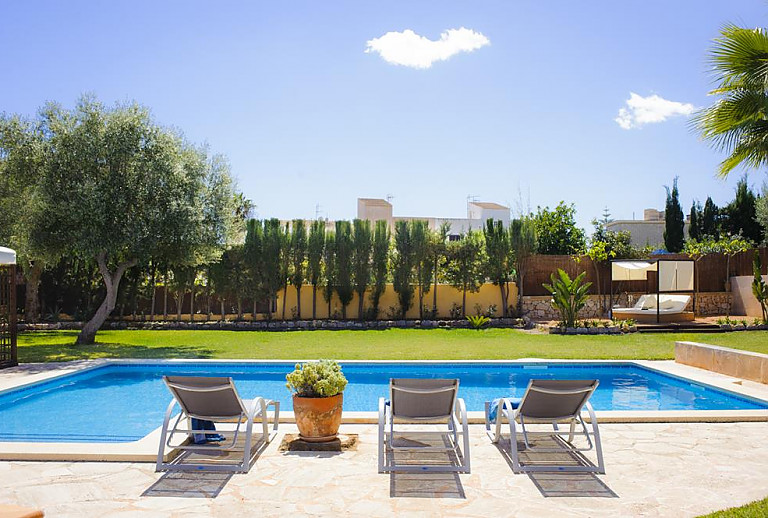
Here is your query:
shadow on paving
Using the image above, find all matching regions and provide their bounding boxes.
[142,472,233,498]
[492,435,618,498]
[389,472,466,499]
[527,472,617,498]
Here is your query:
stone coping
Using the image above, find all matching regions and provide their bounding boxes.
[1,358,768,462]
[675,341,768,384]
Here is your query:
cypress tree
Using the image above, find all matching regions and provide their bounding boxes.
[334,220,354,319]
[723,176,760,242]
[352,219,372,320]
[702,197,720,238]
[369,220,390,318]
[689,201,703,241]
[664,178,685,253]
[307,220,325,319]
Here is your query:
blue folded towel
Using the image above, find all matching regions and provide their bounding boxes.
[190,418,225,444]
[488,397,522,422]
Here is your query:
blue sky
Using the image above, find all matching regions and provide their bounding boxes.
[2,1,766,231]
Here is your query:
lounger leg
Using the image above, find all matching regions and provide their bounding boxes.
[242,398,259,473]
[156,399,177,472]
[586,402,605,474]
[456,398,470,473]
[507,406,522,473]
[378,398,386,473]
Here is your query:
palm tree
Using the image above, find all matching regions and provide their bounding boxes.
[692,25,768,178]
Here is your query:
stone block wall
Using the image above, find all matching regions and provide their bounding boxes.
[521,292,733,321]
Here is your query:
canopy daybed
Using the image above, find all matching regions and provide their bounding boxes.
[610,259,695,323]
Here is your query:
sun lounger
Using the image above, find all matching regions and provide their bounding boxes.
[156,376,279,473]
[485,379,604,473]
[612,294,692,322]
[378,378,470,473]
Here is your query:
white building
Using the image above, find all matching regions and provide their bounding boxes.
[606,208,690,248]
[357,198,510,239]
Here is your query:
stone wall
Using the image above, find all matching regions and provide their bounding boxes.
[521,292,733,321]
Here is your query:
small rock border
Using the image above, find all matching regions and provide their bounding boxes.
[548,325,637,335]
[18,317,534,332]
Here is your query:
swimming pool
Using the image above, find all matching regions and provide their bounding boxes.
[1,361,767,443]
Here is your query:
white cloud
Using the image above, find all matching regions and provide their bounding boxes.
[364,27,490,69]
[615,92,696,130]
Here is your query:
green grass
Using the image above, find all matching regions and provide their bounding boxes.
[699,498,768,517]
[16,328,768,363]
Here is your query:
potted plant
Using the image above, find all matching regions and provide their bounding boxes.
[286,360,348,443]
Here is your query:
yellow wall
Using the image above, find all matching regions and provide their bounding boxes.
[273,282,518,320]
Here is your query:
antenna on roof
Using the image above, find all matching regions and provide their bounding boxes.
[386,194,394,203]
[315,203,322,220]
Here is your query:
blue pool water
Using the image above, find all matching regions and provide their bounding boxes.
[1,361,766,443]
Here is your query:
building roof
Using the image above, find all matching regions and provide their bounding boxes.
[358,198,392,206]
[469,202,508,210]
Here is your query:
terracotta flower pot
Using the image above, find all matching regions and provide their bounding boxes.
[292,393,343,443]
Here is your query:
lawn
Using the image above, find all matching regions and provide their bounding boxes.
[15,328,768,363]
[699,498,768,517]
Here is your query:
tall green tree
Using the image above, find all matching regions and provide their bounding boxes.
[392,220,415,318]
[664,177,685,253]
[369,220,390,318]
[533,202,585,255]
[445,231,486,317]
[352,219,372,319]
[23,97,238,344]
[692,25,768,178]
[702,197,721,238]
[244,219,265,317]
[262,218,283,320]
[307,220,326,319]
[334,221,354,319]
[429,222,451,317]
[758,183,768,244]
[483,219,513,317]
[723,176,761,243]
[411,220,431,319]
[322,231,336,317]
[510,217,537,314]
[0,114,48,322]
[689,201,703,241]
[290,219,307,319]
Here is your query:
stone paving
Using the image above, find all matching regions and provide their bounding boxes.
[2,422,768,517]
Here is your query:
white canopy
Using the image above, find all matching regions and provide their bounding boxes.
[0,247,16,265]
[611,261,656,281]
[611,259,694,292]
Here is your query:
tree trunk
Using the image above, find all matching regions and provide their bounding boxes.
[342,304,347,320]
[417,264,423,319]
[432,256,439,316]
[516,271,525,315]
[220,298,225,320]
[295,285,301,319]
[281,285,287,320]
[593,263,603,317]
[163,275,168,320]
[23,263,43,323]
[150,276,157,321]
[312,285,317,320]
[462,286,467,317]
[327,294,331,319]
[176,288,183,321]
[190,287,195,322]
[357,290,364,320]
[76,252,137,345]
[237,297,243,320]
[499,283,507,317]
[207,288,212,321]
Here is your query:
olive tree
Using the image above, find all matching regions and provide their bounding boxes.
[445,231,486,317]
[0,114,47,322]
[27,97,239,344]
[483,219,513,317]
